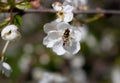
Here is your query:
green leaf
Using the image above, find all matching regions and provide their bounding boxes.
[15,2,31,10]
[13,15,22,27]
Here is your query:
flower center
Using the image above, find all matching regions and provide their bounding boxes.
[7,30,12,35]
[57,11,64,19]
[62,29,70,46]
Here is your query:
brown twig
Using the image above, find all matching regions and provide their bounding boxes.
[24,8,120,14]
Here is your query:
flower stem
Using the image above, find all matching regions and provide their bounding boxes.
[1,41,10,62]
[10,8,13,24]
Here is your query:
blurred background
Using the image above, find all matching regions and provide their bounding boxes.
[0,0,120,83]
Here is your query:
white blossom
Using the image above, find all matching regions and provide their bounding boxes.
[70,55,85,69]
[1,24,21,41]
[52,2,74,23]
[0,61,12,77]
[43,22,82,55]
[63,0,88,10]
[39,72,67,83]
[111,67,120,83]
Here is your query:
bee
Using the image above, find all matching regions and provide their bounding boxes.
[62,29,70,46]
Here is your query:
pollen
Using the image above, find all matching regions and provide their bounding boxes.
[57,11,65,19]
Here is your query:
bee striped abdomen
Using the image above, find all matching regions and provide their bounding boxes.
[62,29,70,46]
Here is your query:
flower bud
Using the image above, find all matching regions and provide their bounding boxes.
[29,0,40,9]
[1,25,21,41]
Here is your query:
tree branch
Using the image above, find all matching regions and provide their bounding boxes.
[24,8,120,14]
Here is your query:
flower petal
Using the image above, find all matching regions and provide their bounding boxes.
[63,5,74,12]
[56,22,71,31]
[71,27,82,41]
[1,25,18,37]
[43,37,56,48]
[2,62,11,70]
[2,62,12,77]
[52,40,66,55]
[55,18,62,23]
[63,13,73,23]
[44,21,58,34]
[43,31,61,48]
[52,2,62,11]
[63,40,80,55]
[2,31,21,41]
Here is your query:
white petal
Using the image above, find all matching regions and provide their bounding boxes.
[2,31,21,41]
[65,0,72,3]
[63,40,80,55]
[56,22,71,31]
[71,27,82,41]
[2,62,12,77]
[43,37,55,48]
[1,25,18,37]
[63,13,73,23]
[55,18,62,23]
[52,3,62,11]
[52,40,66,55]
[63,5,74,12]
[44,21,58,34]
[43,31,61,48]
[2,62,11,70]
[79,0,88,5]
[47,31,61,39]
[43,37,60,48]
[63,0,73,7]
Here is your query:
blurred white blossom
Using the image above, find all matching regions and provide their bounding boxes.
[52,2,74,23]
[39,72,67,83]
[39,54,50,65]
[43,22,82,55]
[63,0,88,10]
[32,68,44,81]
[0,61,12,77]
[23,43,34,54]
[85,34,98,48]
[32,68,68,83]
[1,25,21,41]
[79,25,88,41]
[71,55,85,69]
[72,70,88,83]
[100,34,114,52]
[18,54,32,73]
[111,67,120,83]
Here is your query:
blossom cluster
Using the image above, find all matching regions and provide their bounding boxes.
[0,0,87,77]
[43,1,85,55]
